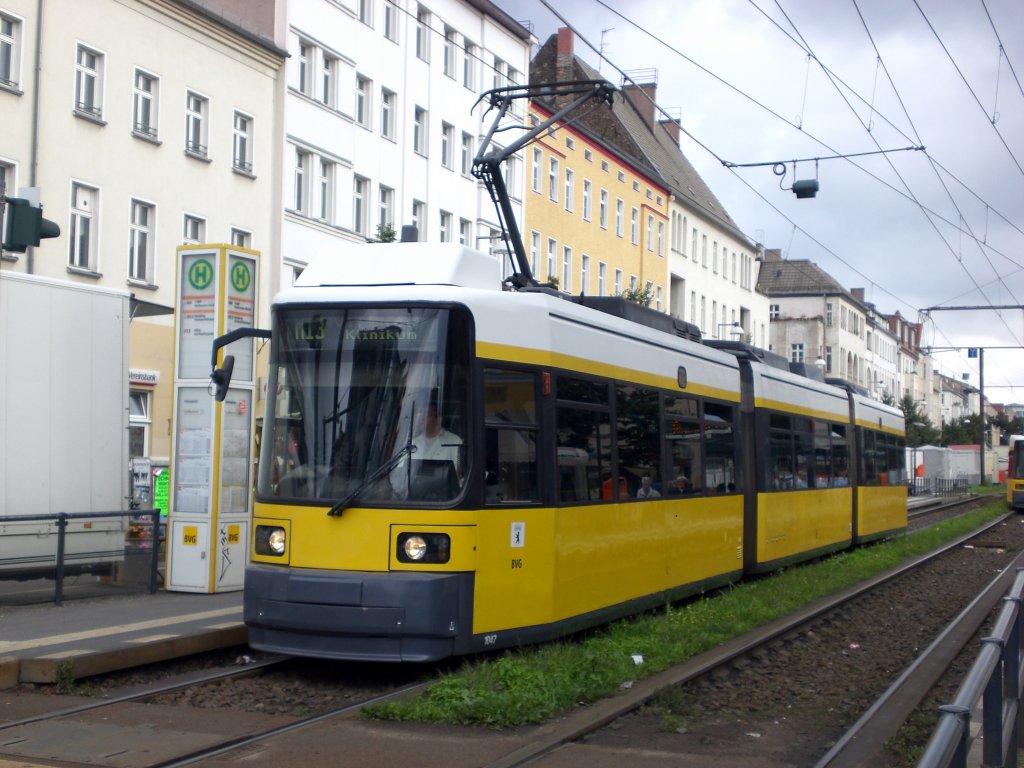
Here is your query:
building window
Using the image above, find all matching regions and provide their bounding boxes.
[296,41,312,96]
[443,26,456,78]
[231,228,252,248]
[0,13,20,88]
[411,199,425,238]
[532,148,542,193]
[358,0,372,25]
[582,180,592,220]
[459,218,472,246]
[413,107,427,155]
[353,176,367,234]
[415,5,429,61]
[463,40,476,90]
[439,210,452,242]
[580,254,589,295]
[293,148,309,212]
[380,88,395,139]
[530,231,540,274]
[564,168,574,212]
[321,54,337,107]
[825,302,834,326]
[615,199,624,237]
[378,185,394,235]
[646,215,654,251]
[355,75,371,127]
[599,189,608,228]
[614,268,622,296]
[701,234,708,266]
[441,122,454,169]
[629,207,638,245]
[548,158,559,202]
[546,237,556,282]
[791,343,805,363]
[129,391,151,459]
[657,220,664,256]
[562,246,572,293]
[461,132,474,176]
[132,69,158,138]
[68,182,97,271]
[232,111,253,173]
[384,0,398,41]
[185,91,208,157]
[656,285,663,311]
[317,158,334,222]
[598,262,606,295]
[769,303,780,319]
[128,199,154,283]
[182,214,205,244]
[74,44,103,118]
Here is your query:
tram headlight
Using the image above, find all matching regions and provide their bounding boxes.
[255,525,287,556]
[396,532,451,564]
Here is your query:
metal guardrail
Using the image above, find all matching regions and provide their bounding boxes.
[0,509,162,605]
[910,478,971,498]
[917,567,1024,768]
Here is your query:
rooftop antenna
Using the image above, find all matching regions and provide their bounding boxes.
[599,28,614,75]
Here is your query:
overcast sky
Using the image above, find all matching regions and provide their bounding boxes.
[496,0,1024,404]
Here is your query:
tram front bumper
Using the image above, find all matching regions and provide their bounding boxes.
[243,564,471,662]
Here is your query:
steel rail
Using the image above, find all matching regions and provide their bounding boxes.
[814,546,1024,767]
[0,654,289,731]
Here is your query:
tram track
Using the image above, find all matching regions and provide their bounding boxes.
[0,499,1008,768]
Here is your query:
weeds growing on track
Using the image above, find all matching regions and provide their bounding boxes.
[364,500,1008,728]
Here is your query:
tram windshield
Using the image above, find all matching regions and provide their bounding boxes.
[257,305,471,505]
[1014,442,1024,479]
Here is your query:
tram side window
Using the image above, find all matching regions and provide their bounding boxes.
[862,430,879,485]
[664,395,702,494]
[556,376,612,502]
[813,420,832,488]
[483,368,540,504]
[616,385,661,498]
[769,414,795,489]
[704,402,737,493]
[883,434,907,485]
[792,417,813,488]
[831,425,849,486]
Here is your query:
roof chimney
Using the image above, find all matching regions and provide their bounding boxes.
[658,118,681,145]
[621,82,657,128]
[764,248,783,262]
[851,287,865,302]
[556,27,574,80]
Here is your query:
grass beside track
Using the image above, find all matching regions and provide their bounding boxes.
[365,498,1009,728]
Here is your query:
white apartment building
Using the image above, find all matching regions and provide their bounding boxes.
[272,0,534,292]
[757,253,875,388]
[0,0,285,463]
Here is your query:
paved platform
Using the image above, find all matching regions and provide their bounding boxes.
[0,590,244,685]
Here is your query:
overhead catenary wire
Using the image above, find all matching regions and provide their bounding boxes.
[531,0,1022,391]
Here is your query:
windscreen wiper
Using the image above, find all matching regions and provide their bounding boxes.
[326,443,417,517]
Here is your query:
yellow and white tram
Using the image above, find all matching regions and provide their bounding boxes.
[235,242,906,662]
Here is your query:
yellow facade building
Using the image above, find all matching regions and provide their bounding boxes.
[525,101,670,308]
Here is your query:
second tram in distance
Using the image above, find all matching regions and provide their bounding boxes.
[240,242,907,662]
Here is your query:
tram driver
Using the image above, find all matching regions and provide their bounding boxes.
[390,396,463,500]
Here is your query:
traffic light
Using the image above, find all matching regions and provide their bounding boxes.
[2,197,61,253]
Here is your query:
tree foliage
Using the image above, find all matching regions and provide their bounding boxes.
[897,394,941,447]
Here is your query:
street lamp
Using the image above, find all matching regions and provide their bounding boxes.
[717,322,745,339]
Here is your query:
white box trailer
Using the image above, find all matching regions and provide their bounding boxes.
[0,271,130,577]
